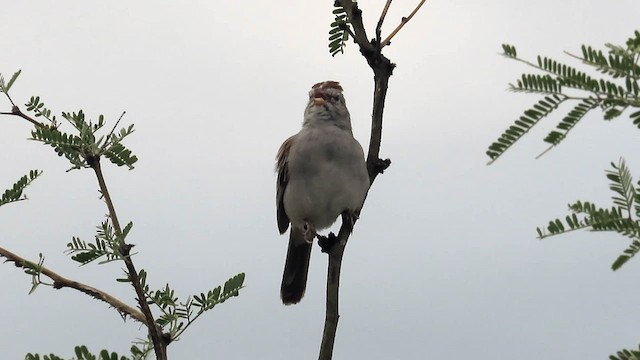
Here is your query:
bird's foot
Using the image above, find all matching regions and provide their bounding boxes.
[318,232,339,253]
[374,158,392,175]
[303,222,317,244]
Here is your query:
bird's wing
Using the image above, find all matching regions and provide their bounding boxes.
[276,135,296,234]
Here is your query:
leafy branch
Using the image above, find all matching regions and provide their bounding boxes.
[0,170,42,207]
[144,272,245,342]
[487,31,640,164]
[536,159,640,271]
[329,0,426,56]
[1,70,244,359]
[490,30,640,359]
[26,345,132,360]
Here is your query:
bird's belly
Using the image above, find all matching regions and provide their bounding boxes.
[284,173,365,230]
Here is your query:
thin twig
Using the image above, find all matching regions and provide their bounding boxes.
[107,111,126,141]
[0,246,147,323]
[380,0,426,48]
[341,24,357,43]
[375,0,393,43]
[4,90,17,107]
[89,157,168,360]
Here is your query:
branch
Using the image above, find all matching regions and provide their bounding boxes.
[375,0,393,42]
[380,0,426,48]
[318,215,353,360]
[336,0,372,52]
[318,1,406,359]
[1,105,45,128]
[0,246,146,323]
[89,157,168,360]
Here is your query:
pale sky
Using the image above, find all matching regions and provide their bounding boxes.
[1,1,639,359]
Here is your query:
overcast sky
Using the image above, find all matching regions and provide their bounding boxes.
[1,1,640,359]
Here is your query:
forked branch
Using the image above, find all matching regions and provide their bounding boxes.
[381,0,427,48]
[2,98,167,360]
[319,1,423,359]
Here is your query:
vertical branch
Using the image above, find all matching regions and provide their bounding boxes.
[319,1,398,359]
[367,61,394,183]
[375,0,393,42]
[318,219,352,360]
[89,156,168,360]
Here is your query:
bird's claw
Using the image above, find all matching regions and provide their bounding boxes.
[303,222,317,244]
[318,232,339,253]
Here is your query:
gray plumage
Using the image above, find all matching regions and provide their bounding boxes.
[276,81,369,305]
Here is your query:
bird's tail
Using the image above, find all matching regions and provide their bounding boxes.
[281,227,312,305]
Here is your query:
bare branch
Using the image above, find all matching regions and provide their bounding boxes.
[381,0,426,48]
[0,246,147,323]
[375,0,393,42]
[318,216,353,360]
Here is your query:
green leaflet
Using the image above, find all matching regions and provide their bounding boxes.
[0,170,42,207]
[328,4,350,57]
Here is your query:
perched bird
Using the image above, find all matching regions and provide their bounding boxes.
[276,81,370,305]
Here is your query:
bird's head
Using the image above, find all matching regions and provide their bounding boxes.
[303,81,352,130]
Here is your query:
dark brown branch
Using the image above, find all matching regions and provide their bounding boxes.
[318,1,407,359]
[0,246,147,323]
[1,105,45,128]
[89,157,168,360]
[381,0,426,48]
[1,77,168,356]
[337,0,372,51]
[318,216,353,360]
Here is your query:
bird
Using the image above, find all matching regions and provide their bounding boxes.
[275,81,370,305]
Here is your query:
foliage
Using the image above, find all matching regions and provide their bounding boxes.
[610,346,640,360]
[65,220,133,265]
[0,69,22,94]
[328,4,351,57]
[26,345,130,360]
[536,159,640,270]
[143,271,245,342]
[1,70,245,359]
[490,30,640,359]
[0,170,42,207]
[29,106,138,171]
[487,31,640,163]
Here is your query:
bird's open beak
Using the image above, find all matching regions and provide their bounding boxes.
[313,97,326,106]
